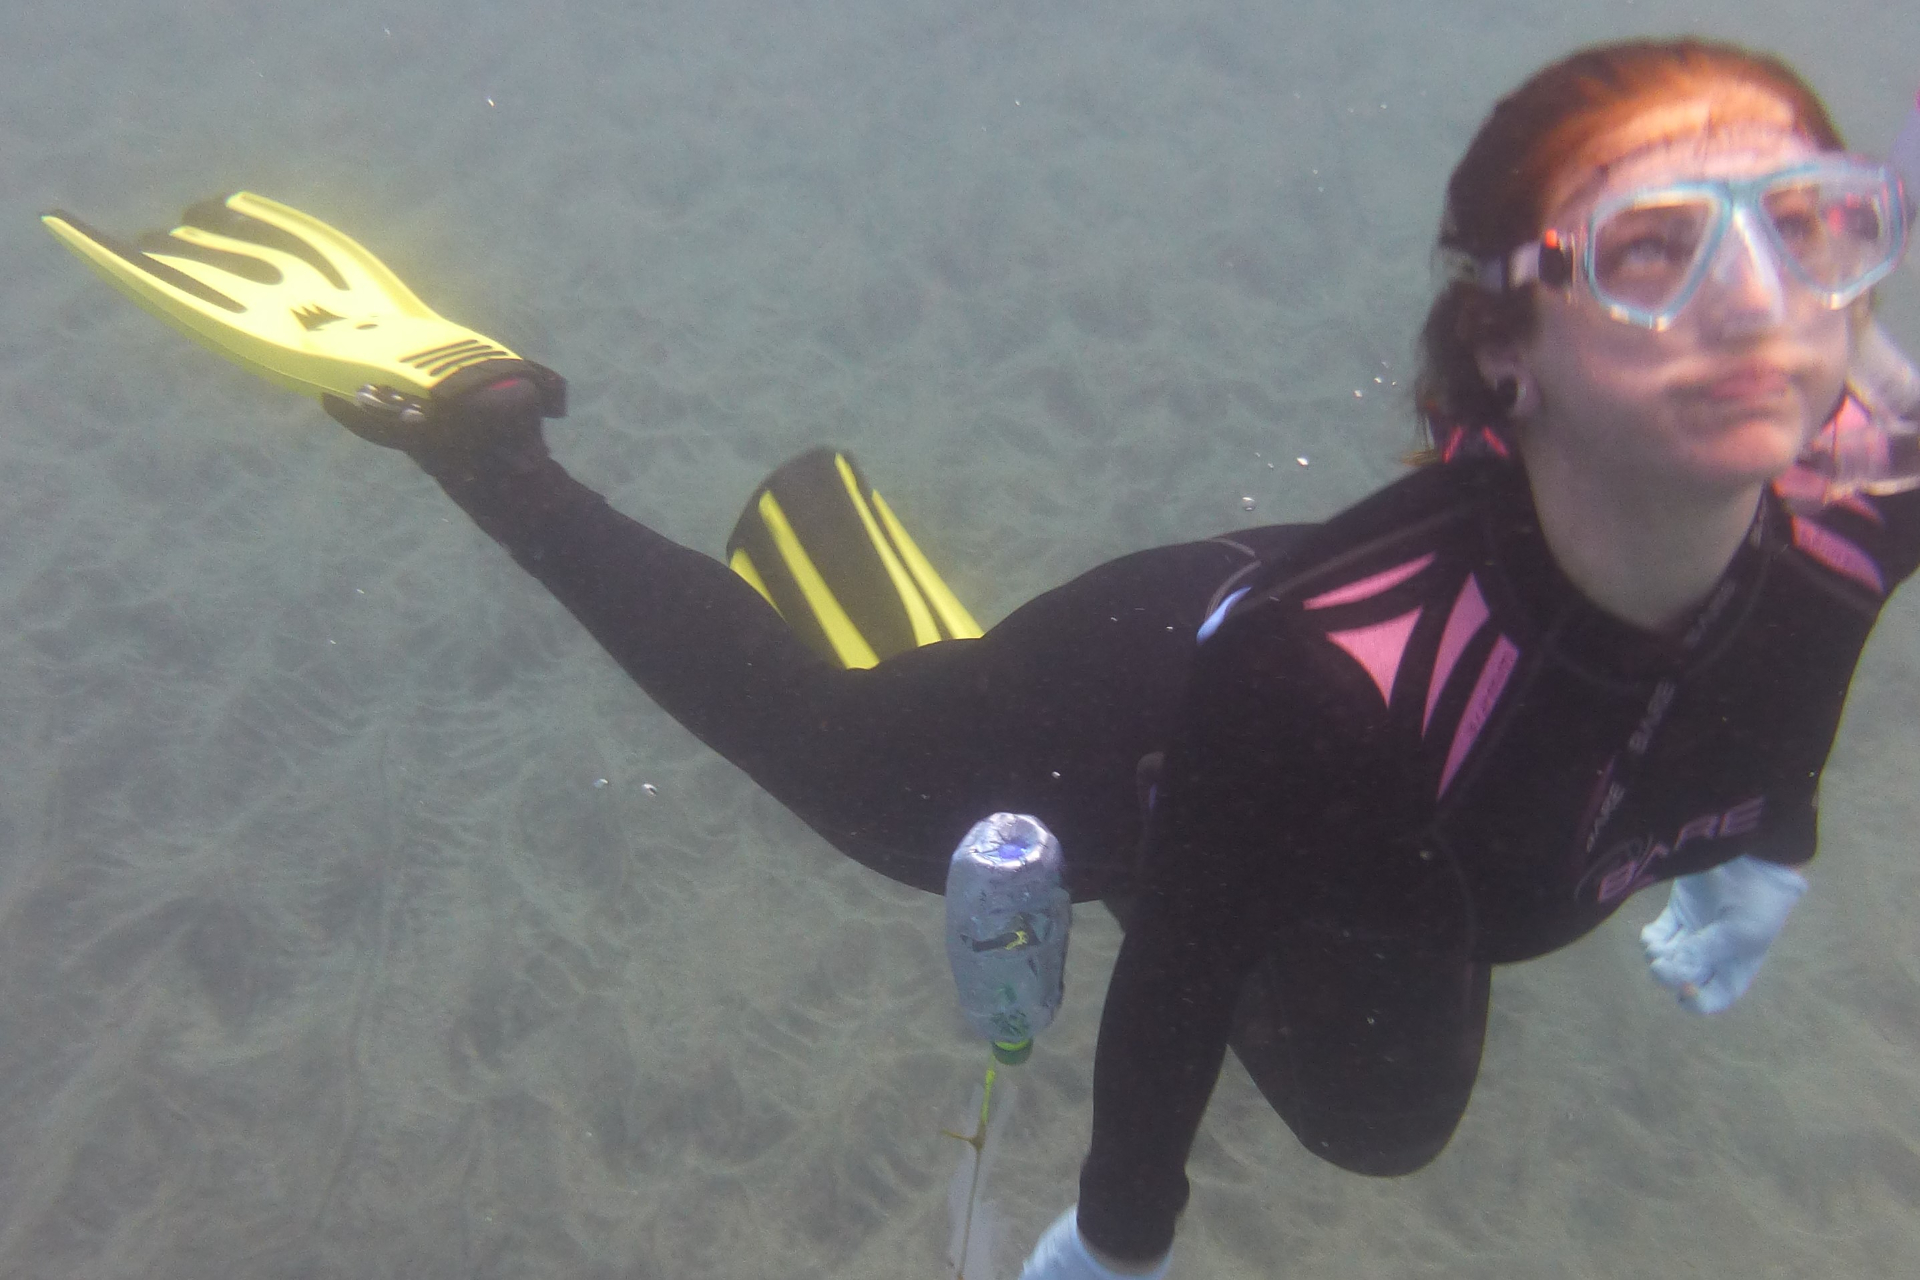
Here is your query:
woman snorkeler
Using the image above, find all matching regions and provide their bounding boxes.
[41,34,1920,1280]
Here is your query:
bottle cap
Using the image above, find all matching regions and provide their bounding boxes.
[991,1039,1033,1065]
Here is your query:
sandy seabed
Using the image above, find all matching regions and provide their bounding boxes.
[1,1,1917,1276]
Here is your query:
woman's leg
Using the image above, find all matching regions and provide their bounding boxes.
[363,379,1297,895]
[1230,921,1490,1174]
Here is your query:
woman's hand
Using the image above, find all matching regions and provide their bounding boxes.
[1640,855,1807,1014]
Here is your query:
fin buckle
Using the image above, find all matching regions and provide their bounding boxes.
[353,383,429,427]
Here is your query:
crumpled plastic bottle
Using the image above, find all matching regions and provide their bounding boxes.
[944,813,1071,1065]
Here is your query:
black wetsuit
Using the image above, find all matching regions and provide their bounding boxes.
[383,384,1919,1265]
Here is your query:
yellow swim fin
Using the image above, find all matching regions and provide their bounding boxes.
[727,447,984,669]
[42,192,564,420]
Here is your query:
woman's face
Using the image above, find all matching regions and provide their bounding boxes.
[1501,94,1858,499]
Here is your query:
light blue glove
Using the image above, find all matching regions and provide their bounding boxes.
[1018,1207,1171,1280]
[1640,855,1807,1014]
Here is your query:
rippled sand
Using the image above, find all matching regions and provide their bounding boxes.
[1,1,1916,1276]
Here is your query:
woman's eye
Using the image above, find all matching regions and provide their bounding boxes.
[1601,234,1692,278]
[1767,202,1821,247]
[1628,236,1687,264]
[1772,215,1818,249]
[1594,204,1707,285]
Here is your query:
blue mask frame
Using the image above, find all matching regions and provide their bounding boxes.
[1489,156,1910,330]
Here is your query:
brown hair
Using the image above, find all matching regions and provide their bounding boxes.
[1412,38,1846,453]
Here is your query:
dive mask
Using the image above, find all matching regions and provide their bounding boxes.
[1483,156,1910,330]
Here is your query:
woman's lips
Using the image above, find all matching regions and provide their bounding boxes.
[1694,363,1793,401]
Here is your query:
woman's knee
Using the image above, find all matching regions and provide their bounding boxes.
[1288,1100,1467,1176]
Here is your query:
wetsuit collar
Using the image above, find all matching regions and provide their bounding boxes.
[1476,462,1775,679]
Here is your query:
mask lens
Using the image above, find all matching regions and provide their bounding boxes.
[1761,172,1896,295]
[1590,196,1716,315]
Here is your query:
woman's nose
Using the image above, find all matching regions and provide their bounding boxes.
[1696,206,1788,336]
